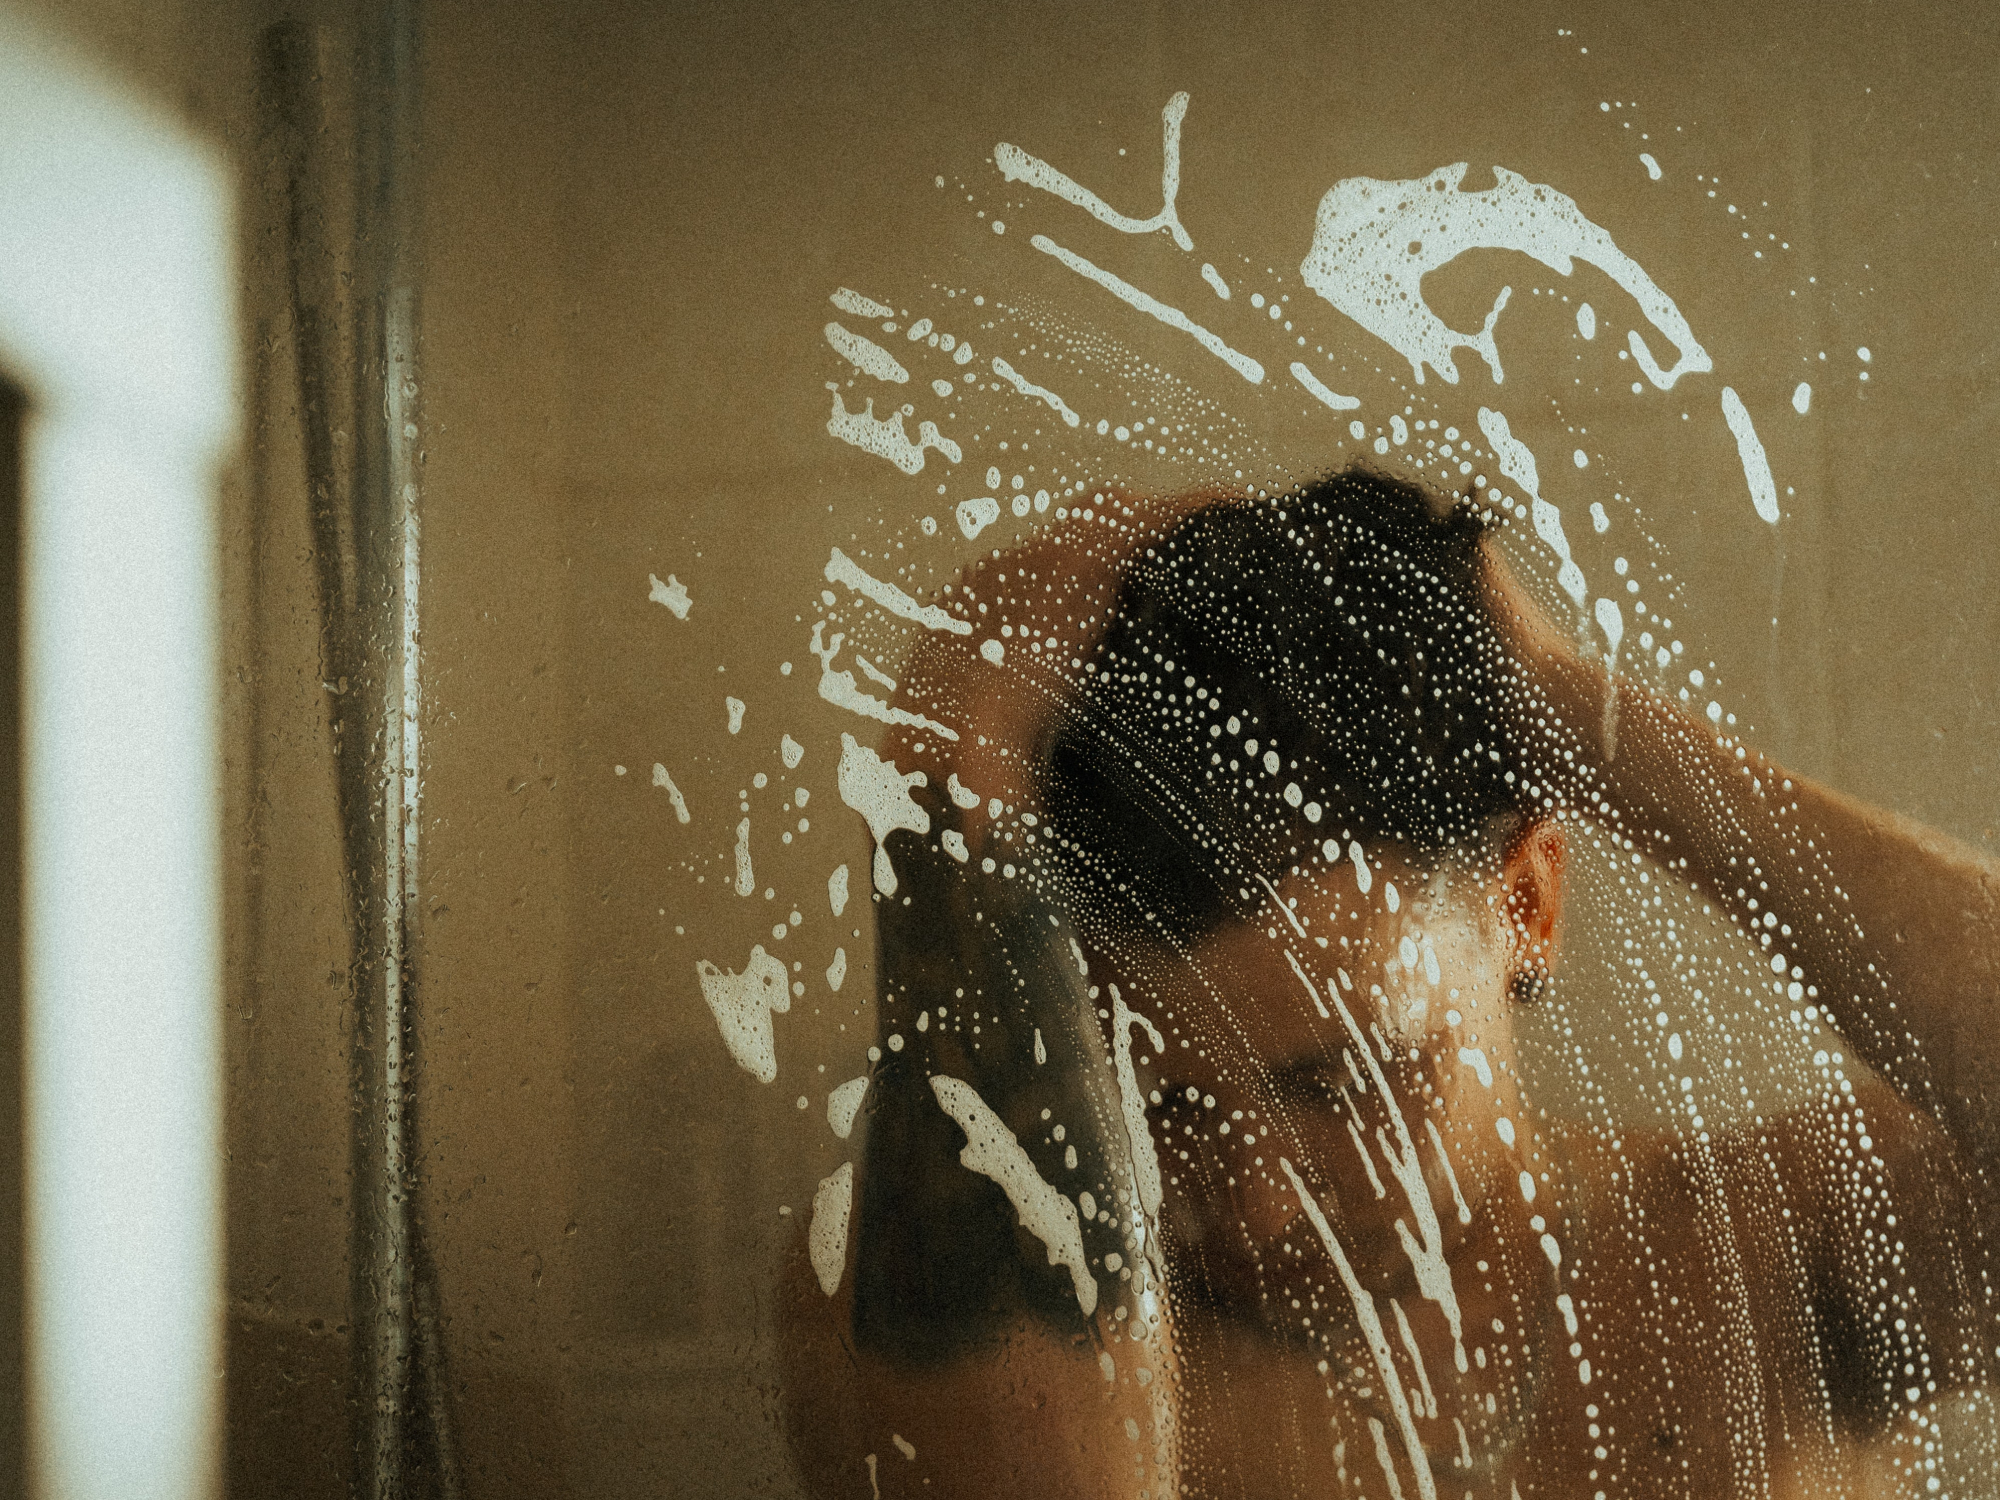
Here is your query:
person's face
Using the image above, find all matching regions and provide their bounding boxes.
[1143,822,1564,1304]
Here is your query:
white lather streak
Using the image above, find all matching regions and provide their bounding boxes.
[990,356,1081,427]
[1281,1156,1436,1500]
[1108,985,1166,1221]
[931,1075,1097,1315]
[1290,360,1362,411]
[994,92,1194,252]
[825,548,973,635]
[1392,1299,1439,1418]
[1720,386,1781,524]
[1029,234,1265,385]
[824,321,909,384]
[1285,951,1469,1373]
[810,623,959,742]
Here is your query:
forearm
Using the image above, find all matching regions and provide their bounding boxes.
[1552,660,2000,1156]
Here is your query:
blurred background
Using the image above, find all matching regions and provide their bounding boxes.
[1,0,1996,1494]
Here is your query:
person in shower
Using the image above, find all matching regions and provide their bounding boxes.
[782,468,2000,1497]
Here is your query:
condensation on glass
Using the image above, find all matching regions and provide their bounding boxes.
[179,2,2000,1497]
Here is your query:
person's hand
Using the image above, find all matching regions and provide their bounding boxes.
[885,490,1214,860]
[1476,531,1612,804]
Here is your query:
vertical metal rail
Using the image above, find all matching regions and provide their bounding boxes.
[262,12,457,1494]
[349,4,436,1496]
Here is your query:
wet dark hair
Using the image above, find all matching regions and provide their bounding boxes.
[1040,467,1534,945]
[848,468,1534,1363]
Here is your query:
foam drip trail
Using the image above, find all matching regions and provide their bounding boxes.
[810,623,959,741]
[994,91,1193,251]
[1290,360,1362,411]
[1029,234,1265,384]
[1595,596,1625,758]
[1721,386,1781,523]
[990,355,1081,426]
[1479,407,1588,606]
[825,547,973,635]
[1109,985,1166,1219]
[931,1075,1098,1314]
[651,762,691,823]
[824,321,909,383]
[1281,1157,1437,1500]
[1286,951,1468,1371]
[1391,1299,1439,1418]
[733,817,754,896]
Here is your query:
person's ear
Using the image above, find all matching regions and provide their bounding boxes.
[1500,815,1567,1003]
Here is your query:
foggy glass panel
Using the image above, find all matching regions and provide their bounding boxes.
[190,0,2000,1495]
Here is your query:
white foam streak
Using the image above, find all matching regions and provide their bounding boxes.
[995,92,1193,252]
[1391,1298,1439,1418]
[808,1163,854,1296]
[830,286,894,319]
[1424,1117,1474,1227]
[810,623,960,741]
[1109,986,1166,1220]
[1029,234,1265,384]
[651,762,691,823]
[1721,386,1781,524]
[824,548,972,636]
[824,321,909,383]
[990,355,1081,426]
[1257,873,1311,941]
[1289,360,1362,411]
[1478,407,1589,606]
[932,1075,1098,1315]
[1280,1157,1437,1500]
[1285,950,1469,1373]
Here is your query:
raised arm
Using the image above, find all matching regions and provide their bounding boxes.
[1485,542,2000,1169]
